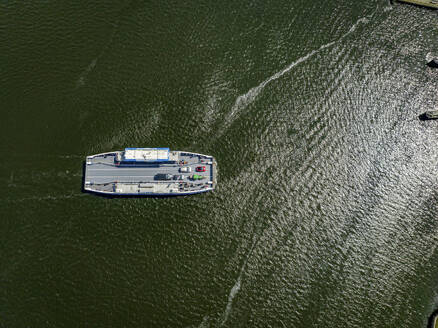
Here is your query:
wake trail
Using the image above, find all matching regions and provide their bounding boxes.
[75,3,130,89]
[1,193,87,204]
[76,58,98,88]
[196,315,210,328]
[218,13,373,136]
[219,238,258,326]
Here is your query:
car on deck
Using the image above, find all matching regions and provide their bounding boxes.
[155,173,172,180]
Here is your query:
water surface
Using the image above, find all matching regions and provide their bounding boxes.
[1,1,438,327]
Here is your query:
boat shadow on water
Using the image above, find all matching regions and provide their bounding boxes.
[83,191,186,199]
[428,308,438,328]
[419,111,438,121]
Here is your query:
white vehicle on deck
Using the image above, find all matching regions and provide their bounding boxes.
[179,166,192,173]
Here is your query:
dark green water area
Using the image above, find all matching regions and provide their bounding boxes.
[1,1,438,327]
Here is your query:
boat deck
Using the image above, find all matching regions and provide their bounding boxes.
[84,150,216,195]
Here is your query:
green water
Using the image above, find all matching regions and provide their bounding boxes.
[2,1,438,327]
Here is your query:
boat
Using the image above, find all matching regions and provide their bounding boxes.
[419,110,438,120]
[427,58,438,68]
[397,0,438,9]
[425,110,438,119]
[84,148,217,196]
[428,310,438,328]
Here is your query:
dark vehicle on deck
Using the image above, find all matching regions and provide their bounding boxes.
[155,173,172,180]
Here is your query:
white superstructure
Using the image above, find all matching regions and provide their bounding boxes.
[123,148,169,162]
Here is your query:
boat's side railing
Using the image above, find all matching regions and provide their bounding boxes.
[178,151,213,158]
[87,151,118,158]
